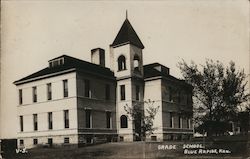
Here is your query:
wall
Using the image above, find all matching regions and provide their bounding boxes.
[16,72,78,148]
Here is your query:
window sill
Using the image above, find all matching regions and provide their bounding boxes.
[117,69,127,72]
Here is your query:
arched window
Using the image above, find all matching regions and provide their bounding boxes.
[120,115,128,128]
[133,55,140,71]
[118,55,126,71]
[133,55,140,68]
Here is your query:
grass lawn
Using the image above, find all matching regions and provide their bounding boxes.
[7,142,249,159]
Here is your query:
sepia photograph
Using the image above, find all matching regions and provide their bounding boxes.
[0,0,249,158]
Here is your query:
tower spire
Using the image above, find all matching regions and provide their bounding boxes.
[126,10,128,19]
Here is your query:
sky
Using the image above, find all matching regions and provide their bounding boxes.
[1,0,249,139]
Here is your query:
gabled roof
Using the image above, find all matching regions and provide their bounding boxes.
[111,19,144,49]
[14,55,115,85]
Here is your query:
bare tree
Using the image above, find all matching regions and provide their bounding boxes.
[124,99,159,141]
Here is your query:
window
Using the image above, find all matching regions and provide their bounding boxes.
[20,116,23,132]
[33,114,38,131]
[170,113,174,128]
[48,112,53,130]
[20,139,24,146]
[179,116,182,128]
[33,139,38,145]
[47,83,52,100]
[120,85,125,101]
[187,119,190,129]
[106,111,111,128]
[64,137,69,144]
[33,86,37,102]
[85,109,92,128]
[136,85,140,101]
[169,87,173,102]
[19,89,23,105]
[48,138,53,147]
[84,79,90,98]
[133,55,140,71]
[64,110,69,128]
[118,55,126,71]
[105,84,110,100]
[120,115,128,128]
[63,80,68,97]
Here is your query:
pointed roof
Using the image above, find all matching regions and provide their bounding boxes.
[111,19,144,49]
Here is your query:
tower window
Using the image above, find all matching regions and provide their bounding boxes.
[120,85,125,101]
[118,55,126,71]
[120,115,128,128]
[133,55,140,71]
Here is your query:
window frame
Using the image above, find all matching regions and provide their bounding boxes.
[84,79,90,98]
[106,111,112,129]
[48,112,53,130]
[118,55,126,71]
[47,83,52,100]
[85,109,92,128]
[63,80,68,98]
[120,115,128,128]
[20,116,23,132]
[33,114,38,131]
[64,110,69,128]
[32,86,37,103]
[19,89,23,105]
[120,85,125,101]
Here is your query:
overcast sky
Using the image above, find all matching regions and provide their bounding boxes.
[1,0,249,139]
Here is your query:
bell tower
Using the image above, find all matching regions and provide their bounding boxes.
[110,16,144,141]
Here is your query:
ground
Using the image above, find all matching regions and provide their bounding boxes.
[6,141,249,159]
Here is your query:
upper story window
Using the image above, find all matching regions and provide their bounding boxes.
[118,55,126,71]
[63,80,68,97]
[49,58,64,68]
[84,79,90,98]
[47,83,52,100]
[105,84,110,100]
[32,86,37,103]
[19,89,23,105]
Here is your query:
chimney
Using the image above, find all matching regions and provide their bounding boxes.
[91,48,105,67]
